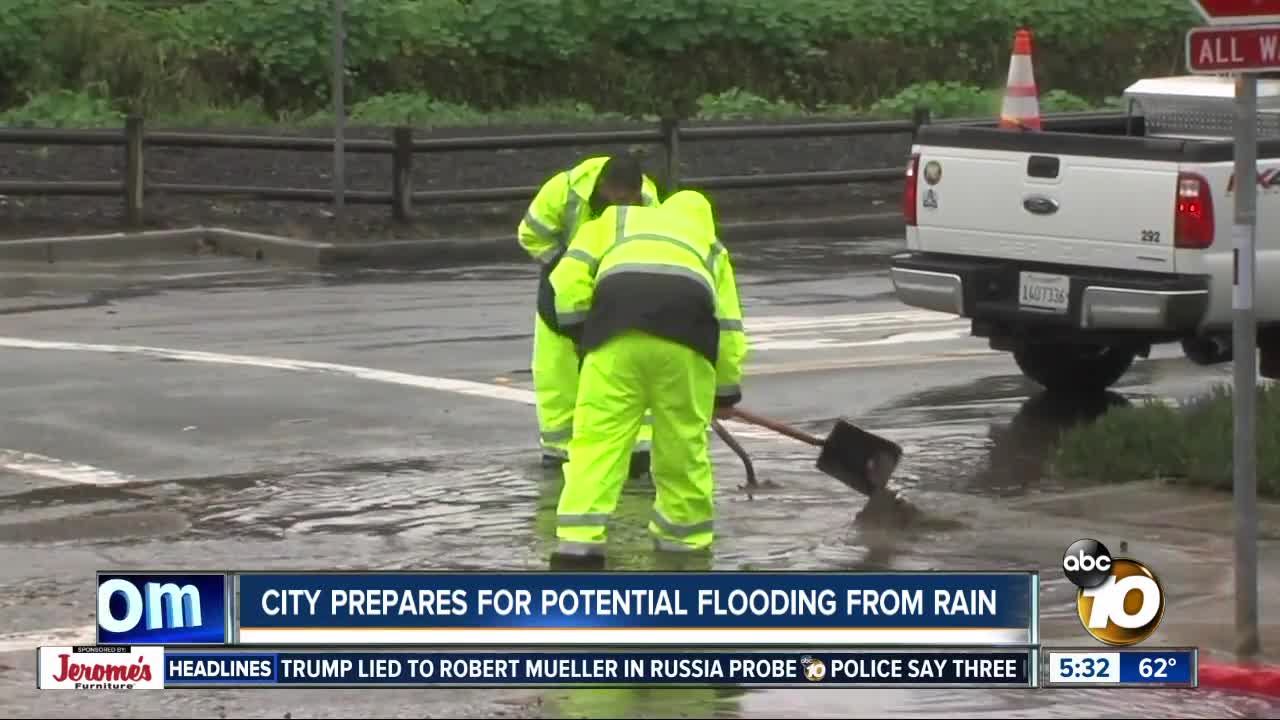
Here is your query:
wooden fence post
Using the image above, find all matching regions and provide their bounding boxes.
[660,117,680,200]
[392,126,413,222]
[911,106,931,141]
[124,115,144,227]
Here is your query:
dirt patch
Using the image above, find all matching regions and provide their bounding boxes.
[0,119,909,242]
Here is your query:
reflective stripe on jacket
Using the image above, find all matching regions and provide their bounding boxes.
[522,157,659,337]
[548,190,748,406]
[517,156,659,265]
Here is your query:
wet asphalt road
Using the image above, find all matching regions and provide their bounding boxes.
[1,240,1277,718]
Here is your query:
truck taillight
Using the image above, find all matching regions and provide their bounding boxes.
[1174,172,1214,249]
[904,153,920,226]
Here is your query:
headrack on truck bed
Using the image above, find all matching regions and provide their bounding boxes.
[926,76,1280,160]
[1124,75,1280,140]
[913,121,1280,163]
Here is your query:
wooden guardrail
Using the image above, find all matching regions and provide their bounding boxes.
[0,110,1131,228]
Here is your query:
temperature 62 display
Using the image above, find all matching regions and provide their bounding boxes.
[1121,652,1193,685]
[1139,657,1176,678]
[1044,648,1196,687]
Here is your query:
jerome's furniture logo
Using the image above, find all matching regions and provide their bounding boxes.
[37,646,164,690]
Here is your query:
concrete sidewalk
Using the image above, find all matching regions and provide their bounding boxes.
[0,212,904,267]
[1006,480,1280,665]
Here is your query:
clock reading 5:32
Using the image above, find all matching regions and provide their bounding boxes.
[1061,656,1111,678]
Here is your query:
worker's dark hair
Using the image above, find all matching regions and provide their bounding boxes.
[598,154,644,193]
[590,154,645,214]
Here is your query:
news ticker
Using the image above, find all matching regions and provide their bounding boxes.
[37,646,1199,690]
[95,571,1038,646]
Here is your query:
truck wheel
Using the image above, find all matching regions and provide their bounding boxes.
[1012,343,1136,393]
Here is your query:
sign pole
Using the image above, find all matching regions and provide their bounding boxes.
[332,0,346,230]
[1232,70,1260,659]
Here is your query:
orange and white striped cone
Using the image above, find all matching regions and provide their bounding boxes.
[999,28,1041,130]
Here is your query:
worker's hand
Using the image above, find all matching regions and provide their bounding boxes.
[713,407,737,421]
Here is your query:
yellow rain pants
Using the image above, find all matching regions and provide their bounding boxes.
[532,313,652,462]
[555,331,716,556]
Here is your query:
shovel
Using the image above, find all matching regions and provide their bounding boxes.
[725,407,902,496]
[711,419,758,488]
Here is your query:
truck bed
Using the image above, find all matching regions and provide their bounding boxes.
[905,116,1271,276]
[917,115,1280,164]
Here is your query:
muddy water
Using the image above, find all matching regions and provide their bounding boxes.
[4,386,1275,717]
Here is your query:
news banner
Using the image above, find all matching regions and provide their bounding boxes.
[37,540,1199,690]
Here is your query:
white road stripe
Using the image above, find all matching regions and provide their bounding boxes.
[0,338,536,489]
[0,336,538,406]
[0,450,136,486]
[748,349,1003,376]
[0,269,281,281]
[745,310,959,330]
[0,307,978,490]
[751,327,971,351]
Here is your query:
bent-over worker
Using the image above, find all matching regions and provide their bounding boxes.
[547,185,748,564]
[517,154,661,475]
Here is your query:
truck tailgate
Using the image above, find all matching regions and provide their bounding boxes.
[911,146,1179,272]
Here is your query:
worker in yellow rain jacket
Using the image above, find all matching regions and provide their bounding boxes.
[546,172,748,565]
[518,154,661,476]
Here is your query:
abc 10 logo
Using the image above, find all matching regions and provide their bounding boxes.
[801,656,827,682]
[1062,539,1165,646]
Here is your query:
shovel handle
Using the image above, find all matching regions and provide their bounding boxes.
[726,407,825,447]
[711,419,757,487]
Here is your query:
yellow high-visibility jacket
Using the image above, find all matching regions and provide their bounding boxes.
[518,156,660,265]
[549,190,748,406]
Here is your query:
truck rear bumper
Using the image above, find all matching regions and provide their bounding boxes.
[890,266,966,316]
[890,252,1209,333]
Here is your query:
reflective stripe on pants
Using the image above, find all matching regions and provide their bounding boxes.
[556,331,715,551]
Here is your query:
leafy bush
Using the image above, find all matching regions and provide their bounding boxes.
[0,0,1196,119]
[695,89,808,120]
[1040,89,1096,113]
[151,99,279,129]
[295,94,625,127]
[1052,383,1280,497]
[0,87,123,127]
[0,0,59,102]
[867,82,1098,120]
[868,82,1002,120]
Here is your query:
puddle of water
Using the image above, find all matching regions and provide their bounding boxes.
[2,385,1272,716]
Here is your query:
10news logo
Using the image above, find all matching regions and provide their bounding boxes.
[1061,539,1166,646]
[95,573,228,645]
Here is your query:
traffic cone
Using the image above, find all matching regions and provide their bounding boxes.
[999,28,1041,130]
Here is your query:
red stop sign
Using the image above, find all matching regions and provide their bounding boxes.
[1193,0,1280,24]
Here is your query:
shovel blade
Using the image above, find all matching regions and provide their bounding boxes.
[816,420,903,496]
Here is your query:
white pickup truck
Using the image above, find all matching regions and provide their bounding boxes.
[891,75,1280,392]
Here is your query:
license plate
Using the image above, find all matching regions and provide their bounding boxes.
[1018,272,1070,312]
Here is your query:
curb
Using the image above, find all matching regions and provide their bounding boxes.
[0,212,903,268]
[0,227,210,262]
[1200,661,1280,698]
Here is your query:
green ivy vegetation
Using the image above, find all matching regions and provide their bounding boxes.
[1051,384,1280,498]
[0,0,1190,125]
[0,85,1111,129]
